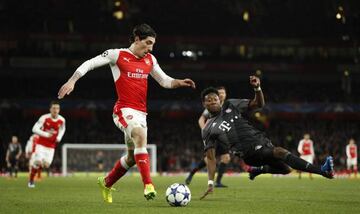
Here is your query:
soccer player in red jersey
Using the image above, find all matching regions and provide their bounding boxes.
[346,138,358,178]
[58,23,195,202]
[297,133,315,179]
[28,101,66,188]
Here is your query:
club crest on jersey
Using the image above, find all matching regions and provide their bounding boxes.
[225,108,232,113]
[101,50,108,57]
[144,58,150,65]
[126,115,133,120]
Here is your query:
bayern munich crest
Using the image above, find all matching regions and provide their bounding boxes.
[225,108,232,113]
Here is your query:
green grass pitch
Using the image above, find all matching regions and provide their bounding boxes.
[1,174,360,214]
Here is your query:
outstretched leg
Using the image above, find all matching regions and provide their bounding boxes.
[273,147,334,179]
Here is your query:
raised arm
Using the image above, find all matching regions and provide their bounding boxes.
[248,76,265,110]
[58,49,118,99]
[150,55,196,89]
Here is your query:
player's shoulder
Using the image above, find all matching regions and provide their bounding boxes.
[39,113,51,120]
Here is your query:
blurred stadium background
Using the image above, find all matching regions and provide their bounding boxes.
[0,0,359,176]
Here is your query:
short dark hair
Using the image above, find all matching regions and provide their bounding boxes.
[216,86,226,92]
[50,100,60,107]
[201,87,219,101]
[129,23,156,43]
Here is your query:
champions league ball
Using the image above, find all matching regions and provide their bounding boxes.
[165,183,191,207]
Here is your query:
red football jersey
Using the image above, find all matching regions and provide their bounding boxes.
[33,113,66,148]
[113,50,154,113]
[298,139,314,156]
[347,144,357,159]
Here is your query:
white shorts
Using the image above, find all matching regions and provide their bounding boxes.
[300,155,314,164]
[113,107,148,149]
[347,158,357,168]
[30,144,55,166]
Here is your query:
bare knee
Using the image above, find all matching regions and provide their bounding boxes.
[273,147,290,159]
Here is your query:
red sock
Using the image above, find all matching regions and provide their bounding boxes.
[105,157,129,188]
[37,167,42,179]
[29,167,38,182]
[134,148,152,185]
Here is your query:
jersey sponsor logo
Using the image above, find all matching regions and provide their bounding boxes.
[127,72,149,79]
[225,108,232,113]
[126,115,133,120]
[219,121,231,132]
[101,50,109,57]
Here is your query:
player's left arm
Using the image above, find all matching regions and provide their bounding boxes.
[200,147,216,200]
[56,119,66,143]
[311,140,315,158]
[150,56,195,89]
[16,144,22,160]
[248,75,265,110]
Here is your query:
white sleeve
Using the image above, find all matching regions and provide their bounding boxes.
[32,115,51,138]
[346,145,350,158]
[150,55,174,88]
[76,49,119,76]
[310,140,315,157]
[56,119,66,142]
[25,137,33,153]
[297,140,303,154]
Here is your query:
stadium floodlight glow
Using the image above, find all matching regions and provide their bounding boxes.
[169,52,175,58]
[115,1,121,7]
[243,11,250,22]
[344,70,349,76]
[113,11,124,20]
[336,13,342,19]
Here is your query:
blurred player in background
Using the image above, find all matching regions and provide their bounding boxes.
[5,136,22,178]
[28,101,66,188]
[199,76,334,199]
[346,138,357,178]
[58,23,195,202]
[25,134,42,180]
[186,86,231,187]
[297,133,315,179]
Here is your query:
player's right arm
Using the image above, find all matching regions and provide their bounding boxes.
[346,145,350,158]
[297,140,303,155]
[32,115,52,138]
[200,147,216,200]
[58,50,118,99]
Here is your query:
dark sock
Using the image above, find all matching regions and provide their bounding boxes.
[284,153,323,175]
[216,162,227,184]
[191,159,206,175]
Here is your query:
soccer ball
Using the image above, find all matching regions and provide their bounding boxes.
[165,183,191,207]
